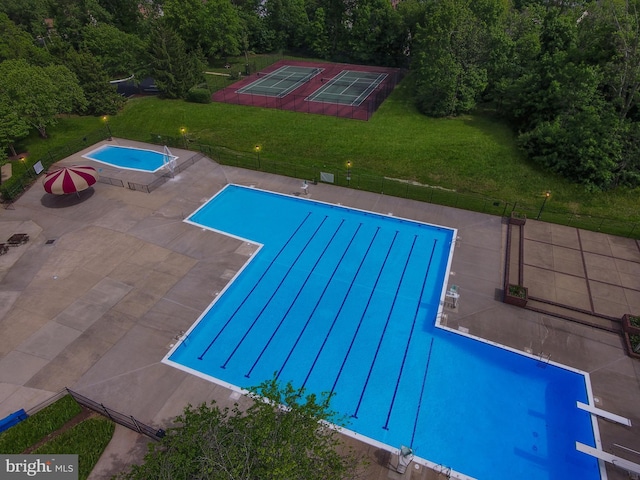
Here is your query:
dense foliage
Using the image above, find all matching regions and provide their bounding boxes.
[117,378,365,479]
[1,0,640,190]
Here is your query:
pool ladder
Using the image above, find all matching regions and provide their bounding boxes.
[434,464,451,479]
[537,352,551,367]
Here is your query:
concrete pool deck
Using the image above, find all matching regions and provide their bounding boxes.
[0,141,639,479]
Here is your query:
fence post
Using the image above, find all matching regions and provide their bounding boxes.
[101,404,114,421]
[130,415,142,434]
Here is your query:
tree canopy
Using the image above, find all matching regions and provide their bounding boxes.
[2,0,640,191]
[0,59,86,138]
[117,378,366,480]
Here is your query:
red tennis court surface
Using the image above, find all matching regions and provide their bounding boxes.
[212,60,405,121]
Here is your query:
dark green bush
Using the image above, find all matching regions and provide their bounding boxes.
[0,175,26,202]
[186,87,211,104]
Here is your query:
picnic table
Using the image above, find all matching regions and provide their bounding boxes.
[7,233,29,246]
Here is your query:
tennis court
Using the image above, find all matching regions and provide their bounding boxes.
[308,71,388,106]
[213,59,405,120]
[236,65,322,98]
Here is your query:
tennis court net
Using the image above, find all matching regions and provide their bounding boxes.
[321,78,383,88]
[258,68,321,83]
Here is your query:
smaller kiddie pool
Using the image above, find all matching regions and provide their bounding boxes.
[82,145,178,173]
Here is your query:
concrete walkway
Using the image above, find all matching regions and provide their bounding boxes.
[1,140,639,480]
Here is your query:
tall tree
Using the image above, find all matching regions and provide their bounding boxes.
[0,59,87,138]
[347,0,406,66]
[63,48,124,115]
[313,0,351,58]
[48,0,112,47]
[146,21,205,99]
[163,0,242,59]
[97,0,143,34]
[582,0,640,121]
[306,7,330,58]
[0,99,30,158]
[0,0,48,36]
[396,0,428,56]
[413,0,489,116]
[264,0,309,50]
[117,378,366,480]
[0,13,52,65]
[204,0,243,59]
[81,23,145,77]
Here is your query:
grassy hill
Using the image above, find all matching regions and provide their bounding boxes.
[14,73,640,230]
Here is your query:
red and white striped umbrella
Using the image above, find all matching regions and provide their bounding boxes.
[43,166,99,195]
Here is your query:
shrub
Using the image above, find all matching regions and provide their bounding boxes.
[186,87,211,104]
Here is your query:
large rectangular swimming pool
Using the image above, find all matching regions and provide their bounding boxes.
[164,185,601,480]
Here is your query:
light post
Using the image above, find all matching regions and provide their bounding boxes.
[255,145,261,169]
[536,191,551,220]
[20,156,31,178]
[346,161,351,186]
[102,116,112,141]
[180,127,187,148]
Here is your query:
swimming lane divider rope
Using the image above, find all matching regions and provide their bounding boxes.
[330,231,400,396]
[411,337,434,447]
[197,211,313,361]
[299,227,381,390]
[244,219,347,378]
[383,239,437,431]
[276,223,363,380]
[221,215,329,369]
[352,235,418,419]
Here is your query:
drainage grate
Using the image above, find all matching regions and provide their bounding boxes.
[45,239,56,245]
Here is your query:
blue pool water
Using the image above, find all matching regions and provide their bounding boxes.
[165,185,600,480]
[82,145,176,172]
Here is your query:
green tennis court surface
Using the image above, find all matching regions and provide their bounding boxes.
[236,65,323,98]
[307,71,388,106]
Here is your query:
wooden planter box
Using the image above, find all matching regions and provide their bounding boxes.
[622,314,640,335]
[509,212,526,225]
[504,285,528,307]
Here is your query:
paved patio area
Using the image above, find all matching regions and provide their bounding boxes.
[0,139,639,480]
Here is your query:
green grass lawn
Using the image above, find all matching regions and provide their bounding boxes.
[0,395,114,480]
[0,395,82,454]
[13,72,640,225]
[33,417,115,480]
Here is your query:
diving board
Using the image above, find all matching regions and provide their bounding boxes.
[576,442,640,474]
[577,401,632,426]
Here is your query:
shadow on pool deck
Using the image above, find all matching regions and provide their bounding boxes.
[0,144,638,480]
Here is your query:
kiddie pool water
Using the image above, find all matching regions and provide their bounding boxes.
[82,145,176,172]
[165,185,600,480]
